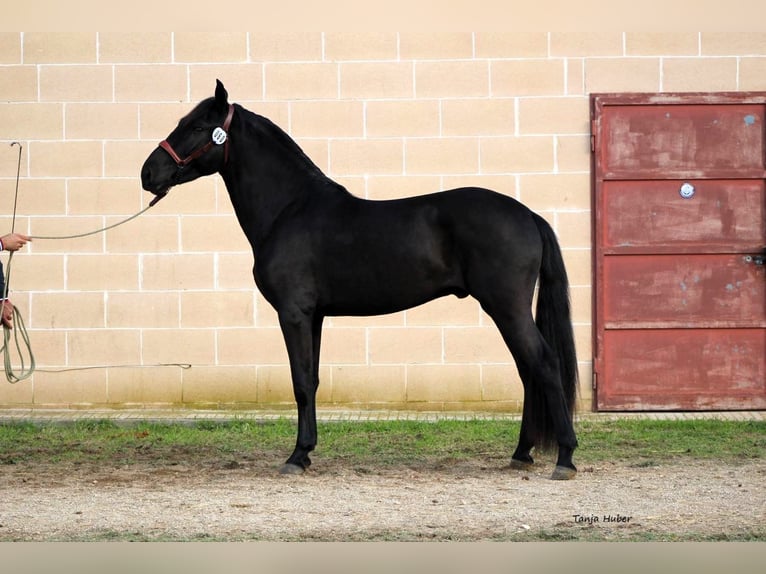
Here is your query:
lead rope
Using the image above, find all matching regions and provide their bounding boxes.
[29,205,155,240]
[3,142,176,383]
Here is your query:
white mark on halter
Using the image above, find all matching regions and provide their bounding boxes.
[212,127,228,145]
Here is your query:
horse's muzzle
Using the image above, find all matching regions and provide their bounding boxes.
[140,147,177,197]
[140,162,171,206]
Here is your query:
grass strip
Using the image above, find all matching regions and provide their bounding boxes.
[1,418,763,467]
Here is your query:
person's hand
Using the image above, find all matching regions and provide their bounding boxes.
[1,233,31,251]
[1,299,13,330]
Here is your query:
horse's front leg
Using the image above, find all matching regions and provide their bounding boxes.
[278,309,322,475]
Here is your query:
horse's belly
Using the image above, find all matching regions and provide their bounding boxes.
[321,260,465,316]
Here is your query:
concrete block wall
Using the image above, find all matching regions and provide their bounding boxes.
[1,32,765,411]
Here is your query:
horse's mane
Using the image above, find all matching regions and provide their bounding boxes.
[240,106,327,180]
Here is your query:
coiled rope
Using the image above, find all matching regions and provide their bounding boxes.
[3,142,188,383]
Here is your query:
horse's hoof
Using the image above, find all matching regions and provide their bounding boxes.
[279,463,305,475]
[550,465,577,480]
[509,458,534,471]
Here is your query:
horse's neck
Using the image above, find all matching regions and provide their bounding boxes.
[221,171,298,252]
[221,120,327,251]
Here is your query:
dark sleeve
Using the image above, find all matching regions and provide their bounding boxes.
[0,260,5,299]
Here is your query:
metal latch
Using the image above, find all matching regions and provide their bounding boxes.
[744,254,764,266]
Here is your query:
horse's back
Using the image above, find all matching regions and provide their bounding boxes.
[360,186,538,236]
[339,186,544,269]
[426,187,544,259]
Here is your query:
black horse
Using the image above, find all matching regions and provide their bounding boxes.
[141,81,579,480]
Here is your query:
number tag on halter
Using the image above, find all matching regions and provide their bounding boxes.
[212,127,227,145]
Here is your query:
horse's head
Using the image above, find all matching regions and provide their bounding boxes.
[141,80,234,202]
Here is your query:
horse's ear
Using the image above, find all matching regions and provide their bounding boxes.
[215,80,229,111]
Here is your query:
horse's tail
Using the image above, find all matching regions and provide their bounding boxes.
[528,212,579,450]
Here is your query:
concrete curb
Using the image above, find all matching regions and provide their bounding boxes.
[0,408,763,426]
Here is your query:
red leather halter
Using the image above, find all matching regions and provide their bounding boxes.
[159,104,235,168]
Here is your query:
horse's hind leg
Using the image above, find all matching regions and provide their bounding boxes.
[508,383,536,470]
[487,310,578,480]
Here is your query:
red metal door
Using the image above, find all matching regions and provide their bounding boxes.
[592,93,766,411]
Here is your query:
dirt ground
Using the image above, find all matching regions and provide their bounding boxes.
[1,454,764,541]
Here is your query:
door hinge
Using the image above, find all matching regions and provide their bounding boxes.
[592,372,598,390]
[590,120,598,152]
